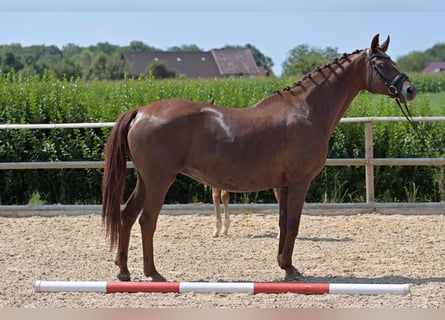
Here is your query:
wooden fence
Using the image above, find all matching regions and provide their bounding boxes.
[0,117,444,217]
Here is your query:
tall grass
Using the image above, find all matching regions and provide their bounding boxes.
[0,71,443,204]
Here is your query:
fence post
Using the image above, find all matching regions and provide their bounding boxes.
[364,121,375,203]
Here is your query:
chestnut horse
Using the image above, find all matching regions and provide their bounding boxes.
[102,35,416,282]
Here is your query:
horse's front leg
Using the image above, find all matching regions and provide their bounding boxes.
[221,189,230,235]
[212,188,223,237]
[277,180,310,281]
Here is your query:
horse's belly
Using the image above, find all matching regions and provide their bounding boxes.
[180,167,273,192]
[180,167,212,185]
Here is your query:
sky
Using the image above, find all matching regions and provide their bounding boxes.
[1,0,444,75]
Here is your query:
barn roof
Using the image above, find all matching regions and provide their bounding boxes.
[211,48,259,77]
[122,49,259,78]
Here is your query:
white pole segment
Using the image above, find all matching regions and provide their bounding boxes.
[35,280,107,293]
[179,282,254,293]
[329,283,410,295]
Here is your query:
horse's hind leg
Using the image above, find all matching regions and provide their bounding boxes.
[212,187,222,237]
[115,176,145,281]
[221,189,230,235]
[139,174,175,282]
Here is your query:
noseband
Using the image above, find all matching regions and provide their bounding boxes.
[367,50,409,100]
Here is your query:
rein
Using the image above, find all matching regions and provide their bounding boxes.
[395,98,429,149]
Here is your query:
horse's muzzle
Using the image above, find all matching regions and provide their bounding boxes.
[400,81,416,104]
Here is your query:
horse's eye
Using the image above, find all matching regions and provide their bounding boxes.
[378,63,385,68]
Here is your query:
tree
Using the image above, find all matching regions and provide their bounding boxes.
[88,42,119,55]
[167,44,202,52]
[53,58,82,79]
[147,61,177,79]
[44,45,63,59]
[1,51,24,73]
[425,42,445,60]
[396,42,445,72]
[245,44,274,68]
[71,49,94,78]
[89,53,108,80]
[106,54,125,80]
[62,43,83,58]
[396,51,433,73]
[281,44,339,77]
[25,45,63,76]
[127,41,159,52]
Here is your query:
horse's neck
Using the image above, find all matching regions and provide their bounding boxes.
[291,52,367,138]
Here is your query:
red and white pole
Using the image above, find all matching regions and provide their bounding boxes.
[35,281,410,295]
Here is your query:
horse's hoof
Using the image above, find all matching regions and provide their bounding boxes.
[150,273,167,282]
[117,272,131,282]
[283,267,303,282]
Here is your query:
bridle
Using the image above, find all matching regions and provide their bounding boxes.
[367,49,409,101]
[367,50,433,150]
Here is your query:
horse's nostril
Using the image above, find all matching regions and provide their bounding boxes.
[407,86,416,95]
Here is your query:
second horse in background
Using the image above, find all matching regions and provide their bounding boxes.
[211,188,279,237]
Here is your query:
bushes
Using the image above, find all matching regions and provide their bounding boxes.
[410,73,445,93]
[0,72,443,204]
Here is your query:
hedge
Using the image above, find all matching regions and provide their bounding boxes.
[0,71,443,205]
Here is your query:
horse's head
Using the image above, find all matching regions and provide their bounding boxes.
[366,34,416,104]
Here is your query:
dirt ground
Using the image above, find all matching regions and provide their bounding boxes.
[0,209,443,308]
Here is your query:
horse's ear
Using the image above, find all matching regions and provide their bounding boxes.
[370,34,380,53]
[380,35,390,52]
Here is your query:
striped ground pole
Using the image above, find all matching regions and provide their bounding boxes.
[35,281,410,295]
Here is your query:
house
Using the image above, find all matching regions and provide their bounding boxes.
[122,48,260,78]
[423,62,445,73]
[257,65,276,78]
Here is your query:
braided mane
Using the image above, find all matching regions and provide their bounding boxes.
[275,49,363,95]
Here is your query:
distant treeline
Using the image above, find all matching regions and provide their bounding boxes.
[0,42,273,80]
[1,40,445,80]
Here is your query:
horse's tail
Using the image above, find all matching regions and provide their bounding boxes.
[102,109,138,249]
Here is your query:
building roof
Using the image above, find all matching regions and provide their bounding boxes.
[423,62,445,73]
[122,51,220,78]
[122,48,259,78]
[211,49,259,77]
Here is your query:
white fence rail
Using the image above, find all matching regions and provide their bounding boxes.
[0,117,444,216]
